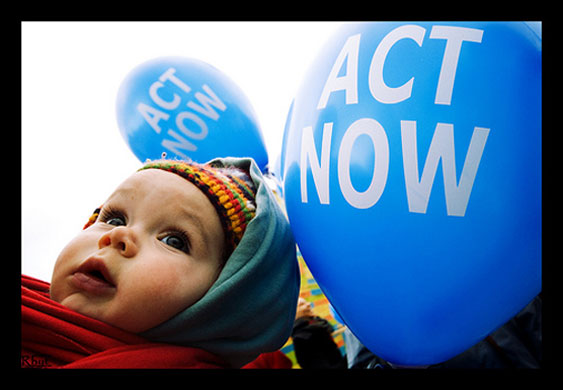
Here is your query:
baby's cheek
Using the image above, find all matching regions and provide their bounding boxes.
[115,255,219,332]
[50,233,95,301]
[118,265,192,329]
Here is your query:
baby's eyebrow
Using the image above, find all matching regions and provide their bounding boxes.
[176,205,210,253]
[106,184,137,203]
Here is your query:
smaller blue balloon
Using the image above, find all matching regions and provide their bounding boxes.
[116,57,268,171]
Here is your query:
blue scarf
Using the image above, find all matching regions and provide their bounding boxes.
[141,157,300,367]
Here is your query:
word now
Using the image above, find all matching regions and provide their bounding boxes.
[137,67,227,159]
[301,119,490,217]
[318,24,484,108]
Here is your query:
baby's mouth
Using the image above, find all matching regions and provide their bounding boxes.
[84,269,113,285]
[72,258,116,294]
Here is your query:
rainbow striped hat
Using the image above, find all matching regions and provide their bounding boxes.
[84,159,257,255]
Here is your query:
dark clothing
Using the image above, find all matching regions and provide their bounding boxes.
[348,295,542,369]
[291,316,347,369]
[430,295,542,369]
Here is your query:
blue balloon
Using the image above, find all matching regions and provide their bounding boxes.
[282,22,541,365]
[116,57,268,171]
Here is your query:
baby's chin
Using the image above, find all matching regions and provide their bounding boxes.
[53,289,128,330]
[58,291,171,334]
[58,291,110,318]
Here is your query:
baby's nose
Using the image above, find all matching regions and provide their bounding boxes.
[98,226,139,258]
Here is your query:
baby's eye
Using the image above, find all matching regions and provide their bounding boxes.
[107,216,126,226]
[161,233,190,254]
[99,207,126,227]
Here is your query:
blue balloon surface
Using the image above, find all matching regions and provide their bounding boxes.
[116,57,268,171]
[282,22,541,365]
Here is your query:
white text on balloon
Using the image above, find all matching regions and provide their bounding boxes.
[303,24,490,217]
[317,25,484,108]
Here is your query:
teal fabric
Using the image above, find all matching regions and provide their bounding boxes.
[141,157,300,367]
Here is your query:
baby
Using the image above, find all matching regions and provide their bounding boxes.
[22,157,300,368]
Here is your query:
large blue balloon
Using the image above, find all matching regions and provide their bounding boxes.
[116,57,268,171]
[282,22,541,365]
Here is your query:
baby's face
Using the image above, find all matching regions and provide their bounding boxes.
[50,169,225,333]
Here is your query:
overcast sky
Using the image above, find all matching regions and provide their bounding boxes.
[22,21,343,282]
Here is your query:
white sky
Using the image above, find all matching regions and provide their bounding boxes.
[21,21,343,282]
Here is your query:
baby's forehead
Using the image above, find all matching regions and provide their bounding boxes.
[107,169,220,230]
[109,169,203,203]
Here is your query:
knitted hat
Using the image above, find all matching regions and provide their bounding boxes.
[83,159,257,256]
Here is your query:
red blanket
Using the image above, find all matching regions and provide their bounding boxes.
[21,275,291,369]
